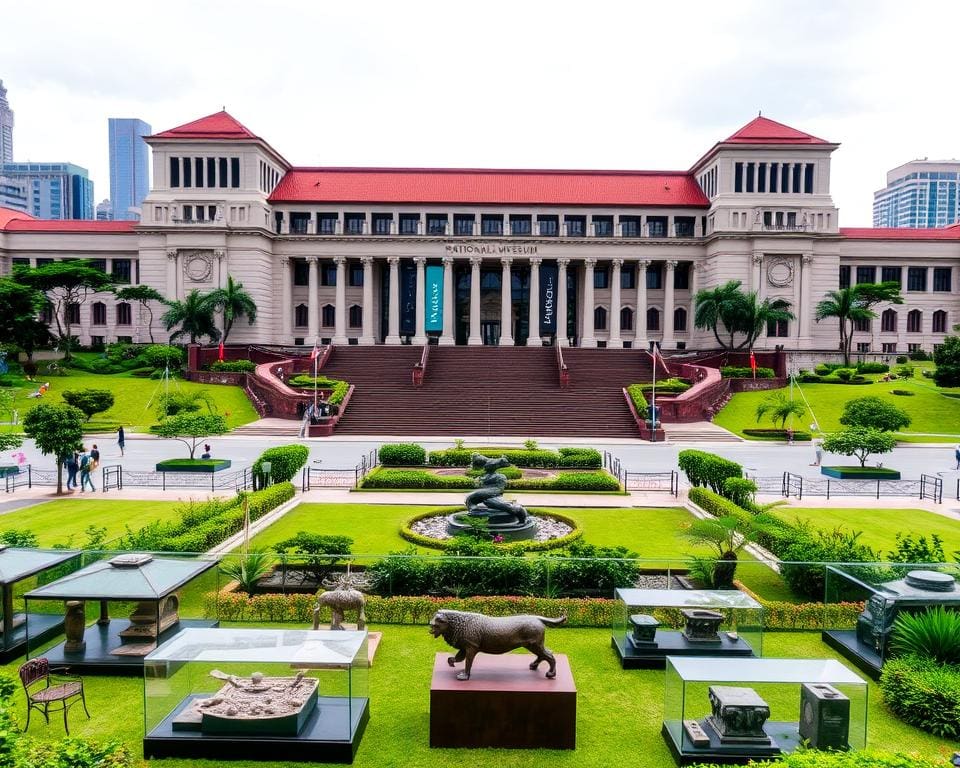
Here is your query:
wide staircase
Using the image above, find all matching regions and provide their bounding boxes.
[327,345,651,437]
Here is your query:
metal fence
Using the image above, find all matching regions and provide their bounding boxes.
[3,464,253,493]
[603,451,679,495]
[301,449,380,490]
[753,471,944,503]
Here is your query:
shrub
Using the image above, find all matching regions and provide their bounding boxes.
[688,487,754,526]
[890,606,960,665]
[839,396,911,432]
[677,449,743,493]
[908,348,930,361]
[508,472,621,491]
[363,469,474,489]
[362,468,619,492]
[466,465,522,480]
[734,748,947,768]
[890,389,914,396]
[139,344,185,370]
[155,390,215,418]
[273,532,353,582]
[427,447,601,469]
[0,529,39,547]
[208,359,255,373]
[721,477,758,509]
[887,532,946,564]
[626,384,648,415]
[855,361,890,374]
[557,447,603,468]
[880,655,960,739]
[835,367,855,382]
[252,444,309,484]
[62,388,115,421]
[721,366,775,379]
[220,550,275,597]
[777,524,879,600]
[378,443,427,466]
[798,374,823,383]
[742,428,812,441]
[633,377,692,393]
[895,354,908,364]
[933,334,960,387]
[895,364,915,378]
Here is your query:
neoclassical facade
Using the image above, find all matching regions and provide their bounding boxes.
[1,111,958,355]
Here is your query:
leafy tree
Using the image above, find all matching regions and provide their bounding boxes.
[682,515,753,588]
[754,391,806,429]
[932,333,960,387]
[839,396,911,432]
[206,275,258,343]
[155,413,228,458]
[23,403,85,494]
[62,389,115,421]
[114,285,165,343]
[822,427,897,467]
[814,282,903,365]
[13,318,55,364]
[694,280,748,349]
[138,344,185,371]
[14,260,114,360]
[154,389,216,419]
[161,289,220,344]
[0,278,46,356]
[736,292,794,350]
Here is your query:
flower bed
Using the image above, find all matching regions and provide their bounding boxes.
[399,508,582,552]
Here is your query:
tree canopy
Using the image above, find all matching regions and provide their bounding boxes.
[114,285,165,343]
[693,280,794,350]
[933,334,960,387]
[822,427,897,467]
[839,396,911,432]
[161,289,220,344]
[755,391,806,430]
[23,403,85,494]
[0,278,54,361]
[155,413,228,458]
[207,275,257,343]
[62,389,116,421]
[814,282,903,365]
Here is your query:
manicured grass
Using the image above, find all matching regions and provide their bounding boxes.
[1,626,950,767]
[156,458,232,471]
[0,498,183,548]
[714,376,960,442]
[820,466,901,479]
[774,506,960,557]
[1,367,257,431]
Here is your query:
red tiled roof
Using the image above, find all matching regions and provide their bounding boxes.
[724,116,830,145]
[150,110,258,140]
[4,219,136,233]
[840,226,960,240]
[0,206,34,229]
[268,168,709,207]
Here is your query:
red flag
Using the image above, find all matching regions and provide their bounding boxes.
[218,341,225,362]
[309,338,320,361]
[749,350,757,378]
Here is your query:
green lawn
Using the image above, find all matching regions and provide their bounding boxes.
[714,375,960,442]
[1,626,949,768]
[1,367,257,431]
[774,506,960,558]
[0,498,183,548]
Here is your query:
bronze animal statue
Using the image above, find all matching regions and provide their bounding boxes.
[429,609,566,680]
[313,573,369,631]
[464,453,528,524]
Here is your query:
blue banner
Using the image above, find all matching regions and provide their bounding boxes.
[400,262,417,336]
[539,263,558,335]
[425,264,444,332]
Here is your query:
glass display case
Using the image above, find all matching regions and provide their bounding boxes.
[822,564,960,678]
[143,628,369,763]
[663,657,868,765]
[612,588,763,668]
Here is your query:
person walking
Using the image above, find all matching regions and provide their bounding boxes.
[79,448,95,492]
[955,444,960,470]
[90,444,100,464]
[117,426,125,457]
[811,440,823,467]
[65,451,79,491]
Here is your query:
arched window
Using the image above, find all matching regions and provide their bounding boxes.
[881,309,897,332]
[907,309,922,333]
[91,302,106,326]
[674,307,687,332]
[620,307,634,331]
[294,304,308,328]
[321,304,335,327]
[647,307,660,332]
[116,302,132,326]
[933,310,948,334]
[348,305,363,328]
[594,306,607,331]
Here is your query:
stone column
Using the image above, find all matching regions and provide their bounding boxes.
[527,257,542,346]
[636,259,650,347]
[359,256,375,345]
[166,249,178,301]
[440,256,455,345]
[662,260,677,348]
[800,253,813,341]
[557,258,569,346]
[215,249,227,289]
[468,256,482,346]
[609,258,623,348]
[499,257,514,346]
[280,257,292,342]
[413,256,428,345]
[581,258,597,347]
[690,261,701,344]
[751,251,763,293]
[332,256,348,344]
[307,256,319,341]
[386,257,401,345]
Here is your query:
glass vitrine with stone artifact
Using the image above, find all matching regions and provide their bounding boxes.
[143,627,369,762]
[612,588,764,668]
[662,657,867,765]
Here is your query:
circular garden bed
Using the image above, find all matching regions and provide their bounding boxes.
[400,508,581,552]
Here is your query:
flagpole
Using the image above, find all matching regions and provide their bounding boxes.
[650,344,657,443]
[313,337,319,412]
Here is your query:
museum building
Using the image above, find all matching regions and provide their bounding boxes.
[0,111,958,355]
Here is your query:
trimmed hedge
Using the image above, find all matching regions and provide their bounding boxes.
[880,655,960,739]
[361,468,620,492]
[688,487,754,526]
[428,447,602,469]
[721,366,775,379]
[742,428,812,441]
[677,449,743,493]
[398,508,582,552]
[626,384,648,415]
[856,361,890,374]
[379,443,428,466]
[207,359,256,372]
[253,444,309,484]
[633,377,691,394]
[287,375,350,405]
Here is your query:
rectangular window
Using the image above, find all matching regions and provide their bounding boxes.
[230,157,240,188]
[792,163,802,193]
[454,214,475,236]
[537,215,558,236]
[92,303,106,325]
[745,162,755,193]
[481,214,503,236]
[182,158,192,187]
[839,265,851,289]
[194,158,204,188]
[427,214,448,235]
[344,213,365,235]
[674,217,695,237]
[907,266,927,291]
[621,264,636,289]
[620,216,641,237]
[856,266,876,284]
[293,260,309,286]
[350,264,364,286]
[317,213,337,234]
[647,217,667,238]
[757,162,767,193]
[907,343,921,353]
[112,259,132,284]
[804,163,814,193]
[882,343,897,353]
[169,157,180,187]
[207,157,216,187]
[933,267,952,292]
[564,216,586,237]
[881,266,901,286]
[399,213,419,235]
[853,317,871,332]
[856,342,871,353]
[593,265,609,289]
[219,158,228,188]
[372,213,393,235]
[769,163,779,193]
[674,263,690,290]
[89,259,107,273]
[510,215,532,236]
[646,264,663,290]
[183,205,193,222]
[766,318,789,337]
[734,162,743,193]
[66,303,80,324]
[290,212,310,234]
[116,303,132,325]
[321,262,337,286]
[592,216,613,237]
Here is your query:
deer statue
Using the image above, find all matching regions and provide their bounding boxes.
[313,572,371,631]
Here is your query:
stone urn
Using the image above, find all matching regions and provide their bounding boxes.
[64,600,86,653]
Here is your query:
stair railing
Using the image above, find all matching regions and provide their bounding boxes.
[412,343,429,388]
[316,343,334,371]
[556,342,570,389]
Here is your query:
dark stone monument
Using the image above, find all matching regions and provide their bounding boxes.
[446,454,537,542]
[682,609,724,644]
[704,686,772,745]
[628,614,659,649]
[799,683,850,750]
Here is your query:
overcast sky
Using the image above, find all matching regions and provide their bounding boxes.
[3,0,958,225]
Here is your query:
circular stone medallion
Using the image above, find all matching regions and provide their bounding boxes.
[905,569,957,592]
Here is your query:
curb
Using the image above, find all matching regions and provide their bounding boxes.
[207,494,302,556]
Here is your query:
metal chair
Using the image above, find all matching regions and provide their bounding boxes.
[18,657,90,735]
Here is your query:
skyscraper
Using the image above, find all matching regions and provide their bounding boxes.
[0,162,94,219]
[873,159,960,228]
[0,80,13,164]
[108,118,151,221]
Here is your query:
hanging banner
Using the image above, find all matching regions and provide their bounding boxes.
[424,264,444,332]
[539,262,558,335]
[400,262,417,336]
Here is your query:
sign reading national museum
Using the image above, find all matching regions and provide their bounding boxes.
[444,244,538,256]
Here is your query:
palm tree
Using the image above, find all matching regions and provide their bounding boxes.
[755,391,806,429]
[682,516,753,588]
[694,280,749,349]
[207,275,258,344]
[736,292,794,350]
[114,285,165,343]
[815,282,902,365]
[161,289,220,344]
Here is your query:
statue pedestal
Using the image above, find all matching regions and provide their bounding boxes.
[429,652,576,749]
